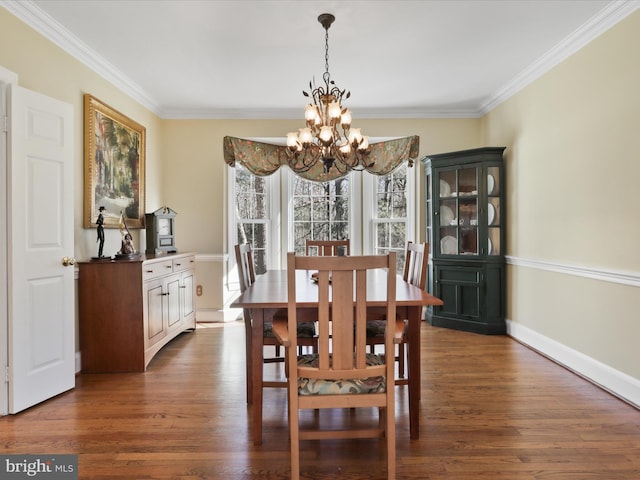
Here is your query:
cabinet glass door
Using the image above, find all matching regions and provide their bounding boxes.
[486,166,501,256]
[438,166,478,256]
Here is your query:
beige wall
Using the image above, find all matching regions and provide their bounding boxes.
[160,118,480,312]
[2,6,638,398]
[0,8,163,262]
[1,8,163,351]
[483,10,640,381]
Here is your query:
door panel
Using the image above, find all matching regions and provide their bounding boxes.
[8,85,74,413]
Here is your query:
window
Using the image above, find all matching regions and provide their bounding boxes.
[229,163,414,273]
[364,163,414,271]
[290,175,351,255]
[232,163,279,274]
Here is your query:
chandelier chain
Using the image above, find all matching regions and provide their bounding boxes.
[324,27,330,85]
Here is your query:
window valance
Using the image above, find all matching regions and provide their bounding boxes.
[223,135,420,181]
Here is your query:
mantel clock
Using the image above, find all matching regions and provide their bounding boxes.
[146,207,177,254]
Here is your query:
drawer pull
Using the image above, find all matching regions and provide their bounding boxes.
[175,263,181,267]
[146,270,154,273]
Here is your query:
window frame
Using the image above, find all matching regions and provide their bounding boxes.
[227,164,281,282]
[228,163,415,273]
[282,168,362,265]
[362,162,416,256]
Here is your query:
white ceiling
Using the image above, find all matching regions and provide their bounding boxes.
[4,0,637,119]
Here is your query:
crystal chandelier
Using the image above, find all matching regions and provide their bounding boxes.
[286,13,372,174]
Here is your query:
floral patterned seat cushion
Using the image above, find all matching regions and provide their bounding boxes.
[297,353,386,395]
[263,321,316,338]
[366,320,407,337]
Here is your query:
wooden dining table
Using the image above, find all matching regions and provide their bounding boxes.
[231,268,444,446]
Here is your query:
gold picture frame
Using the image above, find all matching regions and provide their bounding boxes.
[84,94,145,229]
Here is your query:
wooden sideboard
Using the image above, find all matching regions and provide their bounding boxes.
[78,252,196,373]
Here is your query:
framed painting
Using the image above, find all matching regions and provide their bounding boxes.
[84,94,146,229]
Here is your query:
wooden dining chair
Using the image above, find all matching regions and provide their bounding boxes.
[305,239,350,256]
[366,241,429,383]
[273,252,401,480]
[235,243,317,402]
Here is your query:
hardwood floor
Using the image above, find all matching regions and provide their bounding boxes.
[2,321,639,479]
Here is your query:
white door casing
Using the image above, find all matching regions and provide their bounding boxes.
[0,66,17,415]
[7,84,75,413]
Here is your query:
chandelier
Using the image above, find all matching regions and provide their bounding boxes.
[286,13,372,175]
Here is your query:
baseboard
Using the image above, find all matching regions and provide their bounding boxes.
[196,308,242,323]
[507,319,639,409]
[75,351,81,374]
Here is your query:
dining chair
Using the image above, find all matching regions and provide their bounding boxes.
[234,243,317,402]
[305,239,350,256]
[366,241,429,383]
[273,252,401,480]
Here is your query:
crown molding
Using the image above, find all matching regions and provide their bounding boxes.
[1,0,163,115]
[479,0,640,115]
[159,106,483,120]
[3,0,638,119]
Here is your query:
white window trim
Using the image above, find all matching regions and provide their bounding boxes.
[227,164,282,279]
[361,163,416,254]
[229,162,415,272]
[282,167,363,265]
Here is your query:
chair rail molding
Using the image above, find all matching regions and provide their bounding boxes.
[505,255,640,288]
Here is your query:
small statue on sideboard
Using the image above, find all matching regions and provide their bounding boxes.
[115,211,140,260]
[120,232,135,255]
[92,206,107,260]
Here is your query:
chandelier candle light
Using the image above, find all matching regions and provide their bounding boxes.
[286,13,372,174]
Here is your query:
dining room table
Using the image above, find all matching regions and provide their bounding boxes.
[231,267,444,446]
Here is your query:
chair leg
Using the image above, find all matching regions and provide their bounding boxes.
[244,319,253,404]
[290,405,300,480]
[398,343,405,379]
[386,404,396,480]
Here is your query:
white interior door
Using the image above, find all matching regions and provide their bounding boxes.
[7,84,75,413]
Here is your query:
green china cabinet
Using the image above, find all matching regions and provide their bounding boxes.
[422,147,506,334]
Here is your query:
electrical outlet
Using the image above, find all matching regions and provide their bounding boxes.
[196,285,203,296]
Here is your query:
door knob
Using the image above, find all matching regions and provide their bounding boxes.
[62,256,76,267]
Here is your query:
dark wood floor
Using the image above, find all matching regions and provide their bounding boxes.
[2,321,639,479]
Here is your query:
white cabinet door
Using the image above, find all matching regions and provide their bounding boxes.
[8,85,74,413]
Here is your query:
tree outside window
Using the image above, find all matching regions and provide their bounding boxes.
[235,164,268,274]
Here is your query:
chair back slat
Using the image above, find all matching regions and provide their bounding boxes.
[403,241,429,290]
[288,253,396,379]
[235,243,255,292]
[305,239,350,256]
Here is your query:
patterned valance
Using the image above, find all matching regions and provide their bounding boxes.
[223,135,420,182]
